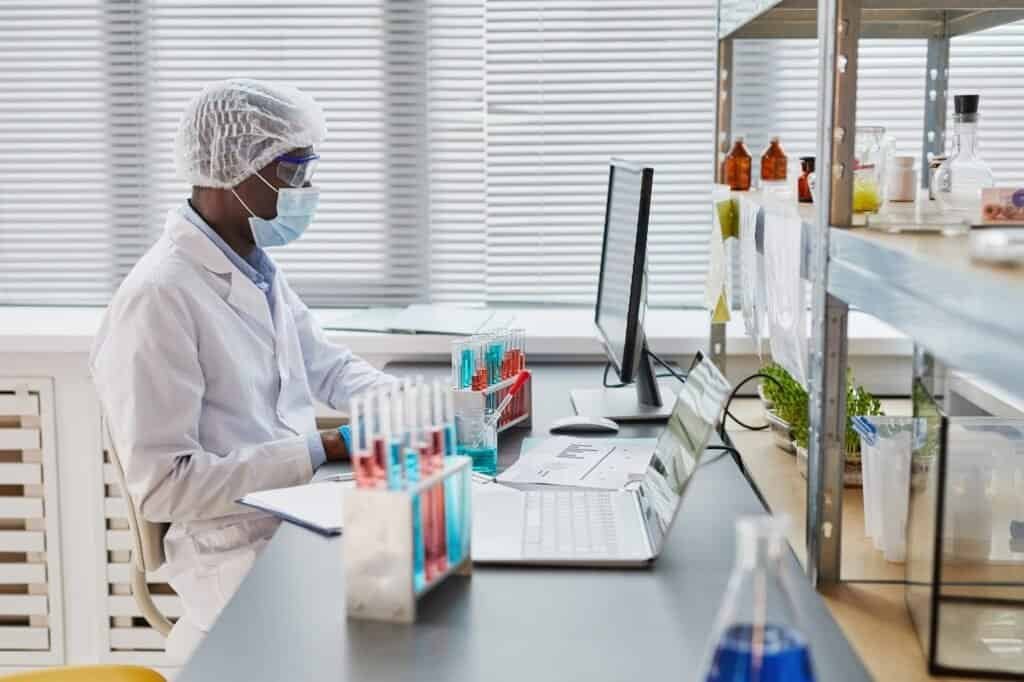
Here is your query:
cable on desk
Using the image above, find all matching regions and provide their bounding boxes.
[601,361,687,389]
[646,350,688,385]
[718,372,785,439]
[700,444,742,468]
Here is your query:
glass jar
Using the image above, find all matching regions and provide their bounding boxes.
[853,126,890,214]
[887,156,917,203]
[723,136,752,191]
[761,137,788,182]
[934,94,995,228]
[454,407,497,476]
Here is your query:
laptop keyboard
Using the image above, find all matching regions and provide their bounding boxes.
[523,490,619,558]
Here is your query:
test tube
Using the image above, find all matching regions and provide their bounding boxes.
[451,340,460,389]
[389,385,405,491]
[370,389,388,488]
[513,328,527,420]
[403,379,426,589]
[350,397,375,488]
[441,382,461,564]
[431,380,449,572]
[461,341,475,390]
[415,380,438,582]
[377,387,400,490]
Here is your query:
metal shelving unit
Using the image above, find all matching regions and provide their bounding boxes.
[712,0,1024,587]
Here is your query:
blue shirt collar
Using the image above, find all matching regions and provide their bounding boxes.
[180,202,276,292]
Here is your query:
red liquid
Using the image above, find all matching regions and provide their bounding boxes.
[430,428,448,573]
[371,437,388,487]
[353,453,376,489]
[419,445,437,582]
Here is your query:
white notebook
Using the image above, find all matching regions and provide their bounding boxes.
[237,479,353,536]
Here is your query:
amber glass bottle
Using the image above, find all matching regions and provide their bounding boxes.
[761,137,788,182]
[723,137,752,191]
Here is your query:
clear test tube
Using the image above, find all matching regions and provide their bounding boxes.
[350,397,374,488]
[416,381,438,582]
[440,382,461,564]
[513,327,527,419]
[451,339,460,389]
[370,389,388,487]
[430,380,448,572]
[388,384,405,491]
[402,379,426,589]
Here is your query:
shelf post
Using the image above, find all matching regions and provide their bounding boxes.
[921,35,950,190]
[807,0,860,588]
[710,27,733,373]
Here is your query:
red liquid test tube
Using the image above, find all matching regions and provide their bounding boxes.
[430,427,448,573]
[419,444,438,582]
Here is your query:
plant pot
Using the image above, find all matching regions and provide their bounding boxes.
[796,444,863,487]
[764,410,796,454]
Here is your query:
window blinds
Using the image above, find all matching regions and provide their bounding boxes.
[0,2,109,305]
[2,4,1022,308]
[141,1,428,306]
[483,0,716,307]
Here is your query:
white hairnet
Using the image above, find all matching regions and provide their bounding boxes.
[175,78,325,189]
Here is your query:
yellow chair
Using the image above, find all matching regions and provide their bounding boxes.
[0,665,165,681]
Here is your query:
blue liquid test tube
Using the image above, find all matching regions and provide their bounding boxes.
[402,380,426,588]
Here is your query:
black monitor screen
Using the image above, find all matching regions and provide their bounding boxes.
[595,161,651,380]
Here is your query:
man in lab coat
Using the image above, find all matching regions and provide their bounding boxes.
[91,79,394,659]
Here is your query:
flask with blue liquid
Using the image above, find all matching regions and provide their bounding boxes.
[700,515,816,682]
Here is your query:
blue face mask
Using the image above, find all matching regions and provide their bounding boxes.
[232,172,320,248]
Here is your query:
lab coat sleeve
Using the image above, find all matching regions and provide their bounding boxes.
[282,280,396,409]
[92,283,314,524]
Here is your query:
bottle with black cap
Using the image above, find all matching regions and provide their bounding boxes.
[934,94,995,229]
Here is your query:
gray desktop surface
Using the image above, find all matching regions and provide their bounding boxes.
[179,363,870,682]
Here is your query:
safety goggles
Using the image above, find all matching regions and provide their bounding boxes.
[275,152,320,187]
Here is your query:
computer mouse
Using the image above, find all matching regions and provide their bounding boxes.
[548,415,620,435]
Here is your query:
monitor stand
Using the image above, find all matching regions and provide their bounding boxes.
[569,344,677,422]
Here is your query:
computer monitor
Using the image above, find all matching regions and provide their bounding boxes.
[570,159,677,421]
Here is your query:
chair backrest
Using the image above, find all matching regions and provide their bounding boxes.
[104,422,173,636]
[105,424,168,571]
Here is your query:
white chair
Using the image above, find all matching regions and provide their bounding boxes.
[105,423,173,636]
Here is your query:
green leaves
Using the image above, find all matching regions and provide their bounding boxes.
[761,363,884,456]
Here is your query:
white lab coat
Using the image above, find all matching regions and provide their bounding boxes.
[91,209,392,656]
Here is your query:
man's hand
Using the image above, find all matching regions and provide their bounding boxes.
[320,428,348,463]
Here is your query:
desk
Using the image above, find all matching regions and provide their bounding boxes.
[178,363,870,682]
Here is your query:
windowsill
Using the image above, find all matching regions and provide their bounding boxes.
[0,305,910,358]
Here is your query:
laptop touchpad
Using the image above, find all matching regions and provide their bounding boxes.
[472,485,526,562]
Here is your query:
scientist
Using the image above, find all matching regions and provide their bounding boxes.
[91,79,394,658]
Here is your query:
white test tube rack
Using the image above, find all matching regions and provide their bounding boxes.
[452,373,533,434]
[342,455,473,624]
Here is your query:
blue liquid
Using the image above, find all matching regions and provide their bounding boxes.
[443,424,462,564]
[706,624,815,682]
[459,444,497,477]
[388,441,403,490]
[405,448,425,590]
[460,349,474,389]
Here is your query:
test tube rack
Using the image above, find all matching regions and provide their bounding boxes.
[452,372,533,434]
[342,455,473,624]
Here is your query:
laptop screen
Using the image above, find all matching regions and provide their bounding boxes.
[636,353,732,552]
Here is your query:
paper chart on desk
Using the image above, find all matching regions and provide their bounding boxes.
[497,436,655,490]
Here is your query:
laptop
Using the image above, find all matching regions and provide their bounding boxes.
[472,352,732,566]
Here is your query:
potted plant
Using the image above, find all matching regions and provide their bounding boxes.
[792,371,883,486]
[759,363,805,454]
